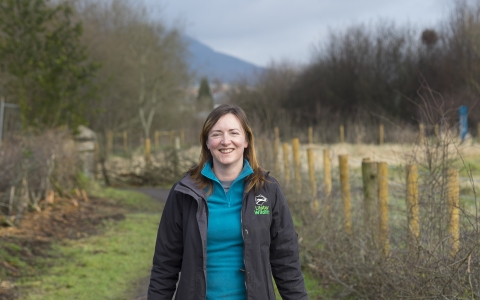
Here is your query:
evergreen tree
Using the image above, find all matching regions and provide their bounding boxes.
[0,0,98,129]
[196,77,214,112]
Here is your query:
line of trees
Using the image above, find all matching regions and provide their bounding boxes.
[229,1,480,136]
[0,0,193,139]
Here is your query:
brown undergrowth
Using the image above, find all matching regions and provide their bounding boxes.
[0,195,126,300]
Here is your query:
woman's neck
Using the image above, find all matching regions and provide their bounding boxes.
[212,164,243,181]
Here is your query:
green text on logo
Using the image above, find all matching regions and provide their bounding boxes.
[254,205,270,215]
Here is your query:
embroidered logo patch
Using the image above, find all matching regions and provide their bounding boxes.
[255,195,267,205]
[254,195,270,215]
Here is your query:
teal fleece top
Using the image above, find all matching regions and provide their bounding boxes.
[201,159,254,300]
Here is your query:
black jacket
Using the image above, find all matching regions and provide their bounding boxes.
[148,173,308,299]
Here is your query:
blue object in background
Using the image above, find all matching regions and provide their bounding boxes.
[459,105,468,141]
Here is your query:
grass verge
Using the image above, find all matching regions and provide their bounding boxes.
[18,213,160,300]
[10,187,163,300]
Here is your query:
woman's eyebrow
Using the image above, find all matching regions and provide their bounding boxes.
[210,128,241,132]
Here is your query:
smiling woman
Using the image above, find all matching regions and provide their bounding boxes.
[206,113,249,181]
[147,104,308,299]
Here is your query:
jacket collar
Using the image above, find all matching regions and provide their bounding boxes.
[200,158,253,185]
[175,159,254,198]
[176,173,205,199]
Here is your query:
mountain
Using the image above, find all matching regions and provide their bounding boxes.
[184,35,265,84]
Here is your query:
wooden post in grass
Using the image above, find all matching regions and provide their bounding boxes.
[308,126,313,144]
[377,162,389,256]
[154,131,160,149]
[362,158,378,241]
[180,130,185,148]
[283,142,290,186]
[8,186,15,215]
[94,142,99,176]
[292,138,302,193]
[406,164,419,249]
[145,138,151,165]
[169,131,175,147]
[323,149,332,218]
[447,168,460,257]
[123,131,128,153]
[274,127,280,176]
[379,124,384,145]
[339,155,352,234]
[419,123,425,144]
[307,148,318,211]
[106,130,113,154]
[434,124,439,142]
[340,125,345,143]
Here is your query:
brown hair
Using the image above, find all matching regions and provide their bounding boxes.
[188,104,265,193]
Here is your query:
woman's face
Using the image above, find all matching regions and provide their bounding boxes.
[206,113,248,172]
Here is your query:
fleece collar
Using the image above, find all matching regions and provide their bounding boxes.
[201,158,253,185]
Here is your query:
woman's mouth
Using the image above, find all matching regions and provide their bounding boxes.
[219,149,234,154]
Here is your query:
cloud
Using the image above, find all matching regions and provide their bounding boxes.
[146,0,449,66]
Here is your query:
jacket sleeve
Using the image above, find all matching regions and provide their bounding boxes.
[269,180,309,300]
[148,183,184,300]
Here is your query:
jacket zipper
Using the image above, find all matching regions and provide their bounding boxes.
[241,192,249,299]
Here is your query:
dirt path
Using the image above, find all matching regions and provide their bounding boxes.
[130,187,170,300]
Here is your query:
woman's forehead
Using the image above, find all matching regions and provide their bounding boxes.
[211,114,243,129]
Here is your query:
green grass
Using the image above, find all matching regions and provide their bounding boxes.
[18,212,160,300]
[92,186,164,212]
[7,182,164,300]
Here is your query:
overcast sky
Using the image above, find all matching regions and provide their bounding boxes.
[143,0,452,67]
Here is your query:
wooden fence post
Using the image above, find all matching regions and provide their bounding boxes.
[308,126,313,144]
[340,125,345,143]
[377,162,389,256]
[362,158,378,243]
[307,148,318,211]
[292,138,302,193]
[323,150,332,196]
[145,138,151,165]
[406,164,419,249]
[169,131,175,147]
[419,123,425,144]
[180,130,185,148]
[8,186,15,215]
[339,155,352,234]
[323,149,332,219]
[274,127,280,176]
[123,131,128,153]
[283,142,290,186]
[106,130,113,154]
[174,137,181,150]
[155,130,160,149]
[94,142,99,177]
[379,124,384,145]
[447,168,460,257]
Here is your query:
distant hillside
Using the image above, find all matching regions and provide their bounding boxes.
[184,35,265,84]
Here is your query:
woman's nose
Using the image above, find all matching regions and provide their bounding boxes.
[221,134,231,144]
